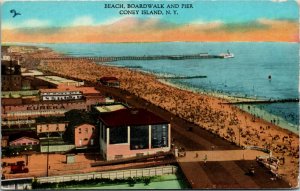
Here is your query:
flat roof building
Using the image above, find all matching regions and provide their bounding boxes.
[36,76,84,87]
[21,70,44,77]
[2,85,106,125]
[98,108,170,160]
[94,104,126,113]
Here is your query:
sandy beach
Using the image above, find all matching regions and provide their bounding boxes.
[1,46,291,187]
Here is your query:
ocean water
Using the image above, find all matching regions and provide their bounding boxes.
[13,42,299,131]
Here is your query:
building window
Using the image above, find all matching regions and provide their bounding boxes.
[151,124,168,148]
[85,128,88,134]
[130,125,149,150]
[79,128,81,134]
[109,126,127,144]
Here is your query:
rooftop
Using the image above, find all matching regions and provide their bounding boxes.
[40,85,100,94]
[94,104,126,113]
[36,76,83,86]
[21,70,44,76]
[8,131,39,142]
[99,108,169,127]
[99,77,119,82]
[35,116,68,124]
[65,110,94,127]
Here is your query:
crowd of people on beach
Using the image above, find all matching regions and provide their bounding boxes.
[37,57,299,187]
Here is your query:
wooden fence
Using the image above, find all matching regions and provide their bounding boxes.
[37,165,178,183]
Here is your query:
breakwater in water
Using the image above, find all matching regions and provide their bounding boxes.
[157,75,207,80]
[227,98,299,105]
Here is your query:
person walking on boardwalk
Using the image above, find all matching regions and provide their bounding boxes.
[204,154,208,164]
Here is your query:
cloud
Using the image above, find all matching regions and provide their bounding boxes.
[190,20,223,29]
[2,19,51,29]
[21,19,50,28]
[2,18,298,43]
[99,17,128,25]
[2,22,15,30]
[72,15,95,26]
[217,21,269,32]
[191,19,223,25]
[257,18,296,25]
[270,0,288,2]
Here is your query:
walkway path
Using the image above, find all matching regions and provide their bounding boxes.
[177,149,269,162]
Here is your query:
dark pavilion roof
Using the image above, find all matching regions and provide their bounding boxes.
[99,77,119,82]
[99,108,169,127]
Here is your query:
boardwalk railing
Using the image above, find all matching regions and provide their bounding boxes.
[37,165,178,183]
[1,177,34,190]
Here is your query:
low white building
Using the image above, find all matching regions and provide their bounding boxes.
[40,90,83,101]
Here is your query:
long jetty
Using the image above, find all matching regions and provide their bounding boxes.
[228,98,299,105]
[38,53,226,62]
[157,75,207,80]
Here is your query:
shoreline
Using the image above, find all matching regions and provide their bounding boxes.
[157,78,299,135]
[9,46,300,187]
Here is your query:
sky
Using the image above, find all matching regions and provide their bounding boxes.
[1,0,299,43]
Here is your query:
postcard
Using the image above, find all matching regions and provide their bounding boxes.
[1,0,299,190]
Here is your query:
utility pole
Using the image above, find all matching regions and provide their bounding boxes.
[46,139,49,177]
[239,127,241,147]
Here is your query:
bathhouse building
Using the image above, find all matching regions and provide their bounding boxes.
[98,108,170,160]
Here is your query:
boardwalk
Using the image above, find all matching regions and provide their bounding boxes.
[175,150,287,189]
[176,149,269,162]
[178,160,288,189]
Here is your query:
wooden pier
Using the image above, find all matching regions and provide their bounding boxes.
[37,53,225,62]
